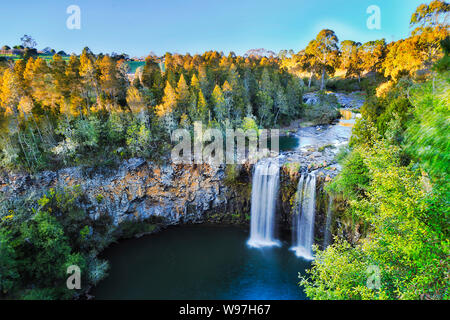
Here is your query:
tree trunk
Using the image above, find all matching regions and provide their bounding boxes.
[17,128,31,168]
[320,67,326,90]
[31,113,44,141]
[44,114,57,145]
[308,73,313,88]
[274,108,280,125]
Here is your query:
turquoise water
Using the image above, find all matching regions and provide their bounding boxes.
[92,225,310,300]
[127,61,145,74]
[279,135,299,151]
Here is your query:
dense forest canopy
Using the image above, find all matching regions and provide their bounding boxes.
[0,1,447,172]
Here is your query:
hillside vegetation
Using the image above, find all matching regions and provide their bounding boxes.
[0,0,448,301]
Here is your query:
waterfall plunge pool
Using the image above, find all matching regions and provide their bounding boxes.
[92,225,310,300]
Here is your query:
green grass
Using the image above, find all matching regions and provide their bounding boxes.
[0,54,70,62]
[1,54,144,73]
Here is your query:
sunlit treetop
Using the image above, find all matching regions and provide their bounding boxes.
[410,0,450,34]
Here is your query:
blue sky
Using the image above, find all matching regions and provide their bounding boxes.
[0,0,425,57]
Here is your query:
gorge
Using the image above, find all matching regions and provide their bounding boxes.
[0,92,359,299]
[90,105,355,299]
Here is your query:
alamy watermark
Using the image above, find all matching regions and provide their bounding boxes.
[366,5,381,30]
[67,5,81,30]
[66,265,81,290]
[366,265,381,290]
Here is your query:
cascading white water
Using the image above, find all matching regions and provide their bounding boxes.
[323,195,334,249]
[247,158,281,248]
[291,173,316,260]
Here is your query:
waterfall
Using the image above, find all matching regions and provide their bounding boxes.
[247,158,281,248]
[291,173,316,260]
[323,195,334,249]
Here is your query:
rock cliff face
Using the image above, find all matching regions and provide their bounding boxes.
[0,158,252,227]
[0,152,340,246]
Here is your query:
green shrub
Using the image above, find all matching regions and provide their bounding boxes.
[326,149,370,200]
[303,92,340,124]
[304,142,449,300]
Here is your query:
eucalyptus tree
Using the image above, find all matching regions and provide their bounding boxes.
[340,40,363,81]
[410,0,450,33]
[306,29,340,90]
[360,39,387,75]
[294,49,318,88]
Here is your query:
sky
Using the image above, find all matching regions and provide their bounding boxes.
[0,0,425,57]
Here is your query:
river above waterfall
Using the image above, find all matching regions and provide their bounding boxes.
[281,109,359,152]
[92,225,310,300]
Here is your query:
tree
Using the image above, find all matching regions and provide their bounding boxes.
[0,231,19,296]
[198,65,209,97]
[29,57,55,109]
[126,87,146,114]
[20,35,37,49]
[23,57,35,91]
[256,90,273,127]
[410,0,450,33]
[126,118,152,157]
[13,59,26,92]
[360,39,386,74]
[142,56,163,102]
[97,55,120,101]
[273,86,288,124]
[51,54,69,100]
[79,49,98,106]
[17,210,78,288]
[197,90,208,122]
[224,63,247,120]
[156,81,177,117]
[0,69,36,168]
[222,80,233,120]
[190,73,200,92]
[295,49,318,88]
[65,55,85,116]
[306,30,340,90]
[176,74,190,115]
[340,40,363,81]
[116,59,131,101]
[155,81,178,135]
[260,68,273,94]
[0,69,21,116]
[383,30,446,80]
[211,85,226,123]
[286,78,303,116]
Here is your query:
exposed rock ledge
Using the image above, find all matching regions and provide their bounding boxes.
[0,142,342,242]
[0,159,251,226]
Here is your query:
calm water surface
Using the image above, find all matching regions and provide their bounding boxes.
[92,225,310,300]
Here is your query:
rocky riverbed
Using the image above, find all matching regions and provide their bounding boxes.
[303,91,366,109]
